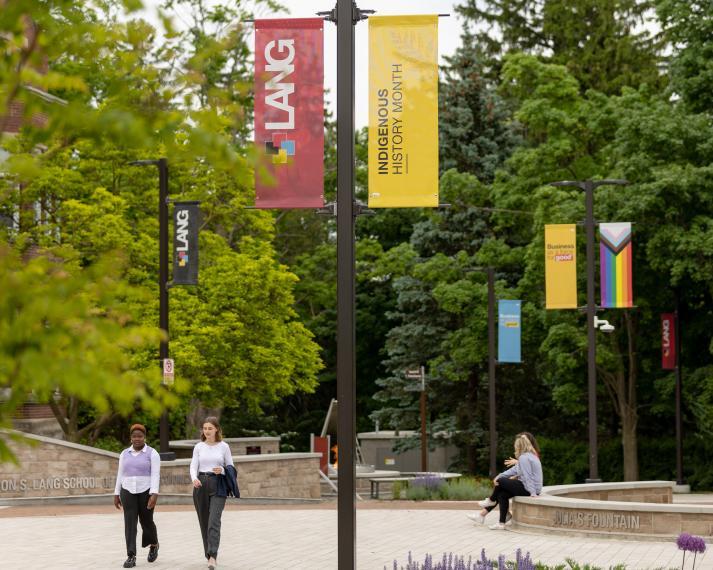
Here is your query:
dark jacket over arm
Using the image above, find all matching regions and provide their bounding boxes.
[217,464,240,498]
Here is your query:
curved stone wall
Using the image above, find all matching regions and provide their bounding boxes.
[512,481,712,540]
[0,431,320,504]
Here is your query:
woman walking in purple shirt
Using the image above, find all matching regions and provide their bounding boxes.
[114,424,160,568]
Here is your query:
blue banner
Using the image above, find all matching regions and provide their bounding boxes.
[498,300,521,363]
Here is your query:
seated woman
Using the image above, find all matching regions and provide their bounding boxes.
[467,433,542,529]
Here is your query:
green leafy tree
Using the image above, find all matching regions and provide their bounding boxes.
[656,0,713,113]
[489,53,713,480]
[1,0,323,447]
[371,170,542,473]
[0,243,171,460]
[456,0,663,95]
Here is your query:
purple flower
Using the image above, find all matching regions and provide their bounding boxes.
[411,474,445,491]
[677,533,707,554]
[390,549,534,570]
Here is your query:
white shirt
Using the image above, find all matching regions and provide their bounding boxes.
[190,441,234,481]
[114,445,161,495]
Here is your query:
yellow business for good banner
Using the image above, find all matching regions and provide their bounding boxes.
[545,224,578,309]
[368,15,438,208]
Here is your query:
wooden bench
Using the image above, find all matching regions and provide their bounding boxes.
[369,472,461,499]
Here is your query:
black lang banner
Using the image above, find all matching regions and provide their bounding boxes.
[173,201,200,285]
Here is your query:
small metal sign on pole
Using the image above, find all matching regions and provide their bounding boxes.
[406,366,428,471]
[162,358,175,386]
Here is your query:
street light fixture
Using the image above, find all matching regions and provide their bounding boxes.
[129,158,175,461]
[550,178,628,482]
[465,267,497,477]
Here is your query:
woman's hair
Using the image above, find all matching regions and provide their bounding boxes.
[129,423,146,436]
[518,431,540,455]
[201,416,223,442]
[514,434,536,458]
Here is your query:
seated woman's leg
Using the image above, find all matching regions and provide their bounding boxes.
[483,480,510,513]
[488,477,509,501]
[494,478,529,523]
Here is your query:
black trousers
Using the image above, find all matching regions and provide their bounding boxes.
[193,473,226,560]
[120,488,158,557]
[485,477,530,523]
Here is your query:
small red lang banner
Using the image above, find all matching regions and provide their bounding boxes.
[254,18,324,208]
[661,313,676,370]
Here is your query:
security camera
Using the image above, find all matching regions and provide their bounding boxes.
[593,316,615,333]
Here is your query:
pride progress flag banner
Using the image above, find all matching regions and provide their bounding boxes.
[600,222,633,308]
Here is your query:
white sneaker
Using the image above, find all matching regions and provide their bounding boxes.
[466,513,485,524]
[505,512,513,525]
[477,498,496,508]
[489,522,506,530]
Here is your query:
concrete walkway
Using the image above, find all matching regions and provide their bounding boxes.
[0,502,707,569]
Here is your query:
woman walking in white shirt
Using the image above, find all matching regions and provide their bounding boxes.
[190,416,234,570]
[114,423,160,568]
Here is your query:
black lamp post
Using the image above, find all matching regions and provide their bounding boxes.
[550,179,628,482]
[130,158,175,461]
[466,267,497,477]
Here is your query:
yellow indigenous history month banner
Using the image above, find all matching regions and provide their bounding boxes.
[368,15,439,208]
[545,224,578,309]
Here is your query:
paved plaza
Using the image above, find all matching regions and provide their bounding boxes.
[1,501,710,570]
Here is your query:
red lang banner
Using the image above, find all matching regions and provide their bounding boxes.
[662,313,676,370]
[254,18,324,208]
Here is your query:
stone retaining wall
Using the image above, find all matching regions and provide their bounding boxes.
[169,437,281,459]
[0,431,320,501]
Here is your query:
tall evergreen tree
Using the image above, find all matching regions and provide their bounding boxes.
[439,32,521,182]
[456,0,663,95]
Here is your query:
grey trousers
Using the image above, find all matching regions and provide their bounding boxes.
[193,473,226,559]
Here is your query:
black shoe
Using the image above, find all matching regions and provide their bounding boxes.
[148,543,159,563]
[123,555,136,568]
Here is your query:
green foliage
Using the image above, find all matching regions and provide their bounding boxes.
[438,477,492,501]
[397,477,492,501]
[0,0,322,450]
[375,25,713,483]
[538,438,590,484]
[170,234,321,410]
[404,484,432,501]
[439,34,521,181]
[656,0,713,113]
[92,435,126,453]
[0,243,172,461]
[456,0,663,95]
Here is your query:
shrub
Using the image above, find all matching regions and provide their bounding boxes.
[405,475,446,500]
[437,477,491,501]
[405,484,432,501]
[398,476,493,501]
